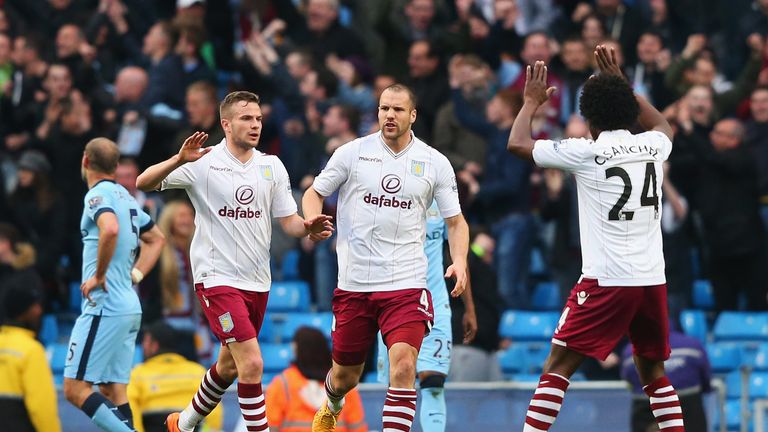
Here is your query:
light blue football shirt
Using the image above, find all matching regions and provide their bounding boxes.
[425,200,449,312]
[80,180,152,316]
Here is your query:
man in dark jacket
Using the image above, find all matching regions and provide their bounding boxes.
[697,118,767,311]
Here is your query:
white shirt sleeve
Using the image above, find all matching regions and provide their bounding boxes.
[532,138,592,171]
[432,153,462,218]
[161,162,198,190]
[312,141,354,197]
[645,130,673,161]
[271,158,298,218]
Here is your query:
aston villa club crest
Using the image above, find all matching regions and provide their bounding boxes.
[259,165,273,181]
[411,160,425,177]
[218,312,234,333]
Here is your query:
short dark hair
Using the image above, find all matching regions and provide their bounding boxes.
[144,321,178,352]
[579,74,639,131]
[336,104,361,133]
[85,138,120,174]
[382,83,418,109]
[219,91,260,120]
[157,20,180,49]
[293,326,331,381]
[315,67,339,98]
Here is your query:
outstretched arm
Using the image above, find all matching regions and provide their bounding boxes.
[136,132,211,191]
[507,62,557,161]
[277,213,334,240]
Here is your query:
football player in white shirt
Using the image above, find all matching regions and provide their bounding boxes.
[136,91,333,432]
[302,84,470,432]
[507,48,684,432]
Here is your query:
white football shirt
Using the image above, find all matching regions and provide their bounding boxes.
[313,131,461,292]
[161,139,297,292]
[533,129,673,286]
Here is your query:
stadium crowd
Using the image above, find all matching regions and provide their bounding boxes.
[0,0,767,404]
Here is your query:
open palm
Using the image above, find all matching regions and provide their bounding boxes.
[179,131,211,163]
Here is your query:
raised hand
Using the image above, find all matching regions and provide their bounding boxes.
[523,61,557,106]
[178,131,211,163]
[594,45,625,79]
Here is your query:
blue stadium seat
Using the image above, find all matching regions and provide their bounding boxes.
[259,314,276,342]
[529,248,547,276]
[745,344,768,371]
[69,282,82,312]
[261,343,292,373]
[725,371,742,399]
[725,399,742,431]
[499,311,560,341]
[279,312,334,341]
[707,343,742,373]
[523,344,551,374]
[39,314,58,347]
[267,281,311,312]
[692,280,714,310]
[362,371,380,383]
[680,309,707,345]
[510,374,541,382]
[531,282,561,311]
[48,343,69,375]
[714,312,768,342]
[497,345,527,374]
[281,249,301,281]
[750,372,768,399]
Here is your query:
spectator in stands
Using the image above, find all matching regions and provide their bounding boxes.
[173,81,223,154]
[449,231,503,382]
[0,283,60,432]
[0,223,42,316]
[661,162,693,323]
[432,54,487,172]
[273,0,367,63]
[2,33,48,146]
[406,39,450,143]
[128,321,222,432]
[115,157,161,220]
[553,36,593,124]
[174,19,216,88]
[665,33,764,116]
[9,150,67,306]
[621,327,711,432]
[697,118,767,311]
[5,0,91,39]
[140,20,185,113]
[34,63,74,145]
[0,33,12,97]
[626,30,675,110]
[450,63,532,307]
[54,23,99,95]
[745,85,768,229]
[592,0,647,65]
[265,326,367,431]
[580,13,607,50]
[508,32,563,125]
[140,200,206,362]
[110,66,149,157]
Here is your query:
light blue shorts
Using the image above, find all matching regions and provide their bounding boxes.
[377,306,452,383]
[64,313,141,384]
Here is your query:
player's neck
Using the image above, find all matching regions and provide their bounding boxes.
[86,172,115,189]
[382,131,413,154]
[225,139,254,164]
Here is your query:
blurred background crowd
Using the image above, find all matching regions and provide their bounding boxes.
[0,0,767,402]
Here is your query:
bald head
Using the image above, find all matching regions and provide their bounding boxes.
[115,66,149,103]
[85,138,121,174]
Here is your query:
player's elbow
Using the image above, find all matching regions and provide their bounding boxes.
[102,224,119,238]
[135,175,156,192]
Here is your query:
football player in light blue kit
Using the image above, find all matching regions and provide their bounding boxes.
[63,138,165,432]
[377,200,477,431]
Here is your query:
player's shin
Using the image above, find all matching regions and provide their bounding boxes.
[523,373,570,432]
[178,362,232,431]
[644,376,685,431]
[325,371,346,414]
[419,374,446,432]
[81,393,136,432]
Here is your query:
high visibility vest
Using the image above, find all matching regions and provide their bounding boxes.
[266,366,367,432]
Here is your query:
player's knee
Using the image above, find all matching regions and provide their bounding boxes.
[420,374,445,389]
[331,367,361,393]
[217,360,238,383]
[391,357,417,385]
[63,378,89,406]
[236,355,264,382]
